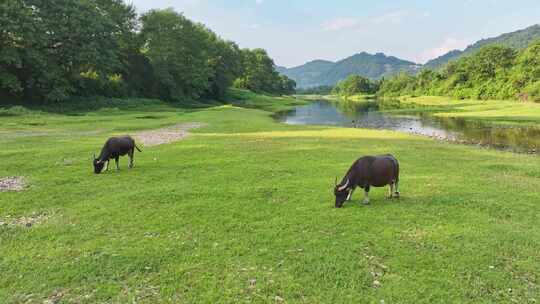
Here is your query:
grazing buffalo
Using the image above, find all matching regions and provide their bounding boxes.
[93,136,141,174]
[334,154,400,208]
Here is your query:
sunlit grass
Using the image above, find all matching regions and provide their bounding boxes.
[398,96,540,125]
[1,94,539,303]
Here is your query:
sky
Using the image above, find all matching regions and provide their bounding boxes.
[129,0,540,68]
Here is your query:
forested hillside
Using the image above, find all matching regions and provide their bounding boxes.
[279,53,420,88]
[0,1,295,103]
[379,41,540,101]
[424,24,540,70]
[277,60,335,89]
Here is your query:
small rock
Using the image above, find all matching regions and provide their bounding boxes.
[275,295,284,302]
[373,280,382,288]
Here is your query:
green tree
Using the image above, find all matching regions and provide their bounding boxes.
[204,33,242,99]
[333,75,377,97]
[278,75,297,95]
[0,0,135,101]
[236,48,279,93]
[140,9,213,102]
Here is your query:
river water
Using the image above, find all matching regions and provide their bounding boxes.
[275,99,540,153]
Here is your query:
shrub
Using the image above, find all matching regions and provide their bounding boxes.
[0,106,33,117]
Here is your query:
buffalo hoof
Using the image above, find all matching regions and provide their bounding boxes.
[394,192,400,198]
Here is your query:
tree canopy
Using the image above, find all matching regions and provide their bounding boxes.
[0,1,295,103]
[378,41,540,102]
[332,75,378,97]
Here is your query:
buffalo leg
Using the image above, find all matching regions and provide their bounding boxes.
[387,183,394,199]
[362,185,370,205]
[115,156,120,171]
[105,160,110,171]
[128,148,134,168]
[394,181,400,198]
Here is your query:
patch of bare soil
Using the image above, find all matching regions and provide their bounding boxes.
[134,123,204,147]
[0,211,52,228]
[0,176,26,192]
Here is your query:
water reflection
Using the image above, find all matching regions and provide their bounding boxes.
[275,100,540,153]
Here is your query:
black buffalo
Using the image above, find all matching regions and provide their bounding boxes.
[93,136,141,174]
[334,154,400,208]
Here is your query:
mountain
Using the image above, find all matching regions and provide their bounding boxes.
[278,60,335,88]
[424,24,540,70]
[281,24,540,88]
[279,53,421,88]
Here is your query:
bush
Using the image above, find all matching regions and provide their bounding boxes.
[523,81,540,102]
[0,106,33,117]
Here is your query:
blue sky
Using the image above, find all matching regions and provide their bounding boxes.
[130,0,540,67]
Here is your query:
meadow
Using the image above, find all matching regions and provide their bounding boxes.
[394,96,540,126]
[1,91,539,303]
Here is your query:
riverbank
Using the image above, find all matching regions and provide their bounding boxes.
[298,94,540,126]
[297,94,375,102]
[1,92,539,303]
[391,96,540,126]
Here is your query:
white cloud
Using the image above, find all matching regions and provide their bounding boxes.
[255,0,263,4]
[371,10,410,25]
[321,17,360,31]
[418,37,472,63]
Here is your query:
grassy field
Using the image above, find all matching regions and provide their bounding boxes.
[394,96,540,126]
[1,92,539,303]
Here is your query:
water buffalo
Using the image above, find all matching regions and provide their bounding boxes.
[334,154,400,208]
[93,136,141,174]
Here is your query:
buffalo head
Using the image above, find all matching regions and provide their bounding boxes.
[93,154,105,174]
[334,178,351,208]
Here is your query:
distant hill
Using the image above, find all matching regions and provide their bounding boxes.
[281,24,540,88]
[279,53,421,88]
[424,24,540,70]
[277,60,334,88]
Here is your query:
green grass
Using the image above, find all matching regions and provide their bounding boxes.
[1,92,539,303]
[227,89,307,112]
[395,96,540,126]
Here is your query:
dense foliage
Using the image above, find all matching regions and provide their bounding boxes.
[0,1,294,103]
[332,75,379,97]
[233,48,296,95]
[379,41,540,102]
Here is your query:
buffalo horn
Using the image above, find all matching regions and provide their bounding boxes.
[338,178,349,191]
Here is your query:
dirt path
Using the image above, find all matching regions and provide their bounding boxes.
[134,123,204,147]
